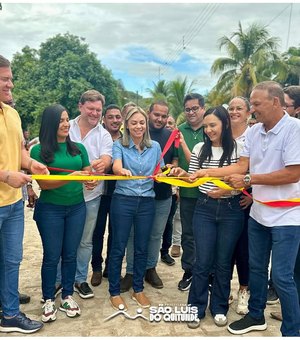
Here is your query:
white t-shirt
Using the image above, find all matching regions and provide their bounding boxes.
[241,113,300,227]
[69,117,113,202]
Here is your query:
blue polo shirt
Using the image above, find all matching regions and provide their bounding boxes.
[112,138,163,197]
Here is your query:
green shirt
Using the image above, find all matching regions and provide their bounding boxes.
[30,142,90,205]
[174,122,204,198]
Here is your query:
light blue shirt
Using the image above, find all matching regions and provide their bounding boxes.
[113,138,163,197]
[241,113,300,226]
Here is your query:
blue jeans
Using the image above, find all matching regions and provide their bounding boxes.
[34,200,86,300]
[180,197,197,273]
[161,194,178,256]
[108,194,154,296]
[188,193,244,318]
[248,217,300,336]
[126,197,171,273]
[75,196,101,283]
[0,200,24,317]
[91,195,112,272]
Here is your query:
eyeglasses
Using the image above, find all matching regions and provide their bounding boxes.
[184,106,200,114]
[283,104,294,109]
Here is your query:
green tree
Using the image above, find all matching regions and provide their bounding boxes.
[282,46,300,85]
[211,22,282,100]
[168,77,195,120]
[147,79,170,101]
[11,33,121,134]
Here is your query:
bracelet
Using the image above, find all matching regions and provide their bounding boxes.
[4,171,10,184]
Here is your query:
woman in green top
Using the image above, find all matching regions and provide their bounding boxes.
[31,104,91,323]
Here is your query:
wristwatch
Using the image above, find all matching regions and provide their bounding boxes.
[243,174,251,186]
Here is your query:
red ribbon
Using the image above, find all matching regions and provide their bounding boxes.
[242,189,300,207]
[152,128,180,176]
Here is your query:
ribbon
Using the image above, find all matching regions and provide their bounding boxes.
[31,172,300,208]
[152,128,180,176]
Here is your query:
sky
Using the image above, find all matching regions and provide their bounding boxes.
[1,1,300,97]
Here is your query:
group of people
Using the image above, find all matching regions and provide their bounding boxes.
[0,53,299,337]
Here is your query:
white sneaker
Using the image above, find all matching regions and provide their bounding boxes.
[214,314,227,327]
[236,289,250,315]
[59,295,81,318]
[42,299,57,323]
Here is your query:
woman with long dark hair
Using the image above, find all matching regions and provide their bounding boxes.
[31,104,92,323]
[171,106,244,328]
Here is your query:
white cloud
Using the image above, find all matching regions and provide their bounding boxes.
[1,2,300,96]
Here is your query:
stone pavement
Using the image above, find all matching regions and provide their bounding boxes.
[9,204,282,337]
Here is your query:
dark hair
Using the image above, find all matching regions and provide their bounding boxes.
[103,104,121,116]
[39,104,81,164]
[183,93,205,107]
[149,100,169,113]
[199,106,236,168]
[283,85,300,109]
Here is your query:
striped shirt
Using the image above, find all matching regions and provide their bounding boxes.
[188,142,243,196]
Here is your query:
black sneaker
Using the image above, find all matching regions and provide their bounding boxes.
[145,268,163,289]
[120,273,133,293]
[19,293,30,305]
[0,312,43,334]
[266,286,279,305]
[74,282,94,299]
[161,254,175,266]
[40,284,62,304]
[227,313,267,335]
[178,271,192,291]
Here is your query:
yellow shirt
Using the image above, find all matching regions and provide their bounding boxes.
[0,102,22,206]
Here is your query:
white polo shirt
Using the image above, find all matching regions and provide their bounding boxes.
[241,113,300,227]
[69,116,113,202]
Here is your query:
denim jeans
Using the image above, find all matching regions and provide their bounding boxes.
[91,195,112,273]
[248,217,300,336]
[188,193,244,318]
[109,194,154,296]
[126,197,171,273]
[180,197,197,273]
[161,194,178,256]
[34,200,86,300]
[75,196,101,283]
[295,247,300,305]
[0,200,24,317]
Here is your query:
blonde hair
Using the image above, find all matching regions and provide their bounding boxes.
[79,89,105,106]
[121,106,152,149]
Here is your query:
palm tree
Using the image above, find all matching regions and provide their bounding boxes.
[211,22,282,100]
[282,46,300,85]
[168,77,196,120]
[147,79,170,101]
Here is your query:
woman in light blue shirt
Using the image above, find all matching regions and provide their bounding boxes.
[108,106,163,311]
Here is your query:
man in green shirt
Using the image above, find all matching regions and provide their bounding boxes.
[174,93,205,291]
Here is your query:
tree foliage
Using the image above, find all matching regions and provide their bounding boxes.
[211,22,283,101]
[11,33,120,133]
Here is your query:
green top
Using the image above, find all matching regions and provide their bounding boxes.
[174,122,204,198]
[30,142,90,205]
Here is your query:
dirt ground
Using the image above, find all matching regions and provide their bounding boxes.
[10,187,282,337]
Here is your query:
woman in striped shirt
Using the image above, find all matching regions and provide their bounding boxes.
[172,106,244,328]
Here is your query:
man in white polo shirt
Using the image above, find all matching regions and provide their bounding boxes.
[182,81,300,336]
[70,90,112,299]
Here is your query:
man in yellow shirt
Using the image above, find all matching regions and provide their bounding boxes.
[0,55,47,334]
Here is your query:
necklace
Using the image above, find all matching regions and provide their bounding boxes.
[192,129,201,140]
